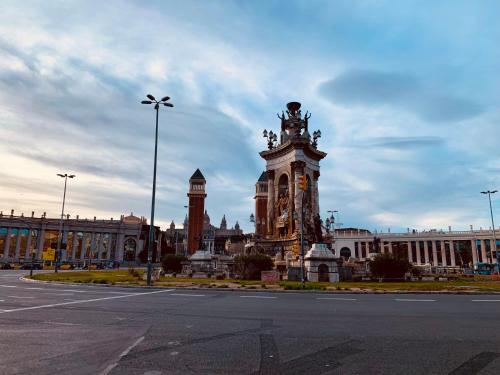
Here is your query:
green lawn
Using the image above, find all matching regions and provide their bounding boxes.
[28,270,500,292]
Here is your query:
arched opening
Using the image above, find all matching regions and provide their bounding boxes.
[278,174,289,196]
[277,174,290,238]
[124,238,137,261]
[318,263,329,282]
[340,247,351,259]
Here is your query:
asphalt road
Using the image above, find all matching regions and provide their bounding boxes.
[0,270,499,375]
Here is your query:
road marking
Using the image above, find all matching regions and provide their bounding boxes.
[61,289,88,293]
[394,299,436,302]
[45,293,75,296]
[7,296,35,299]
[99,336,145,375]
[0,289,173,314]
[170,293,206,297]
[0,285,17,288]
[239,295,277,299]
[25,287,45,290]
[471,299,500,302]
[0,300,4,302]
[317,297,357,301]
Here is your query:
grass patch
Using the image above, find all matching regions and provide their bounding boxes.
[30,270,145,284]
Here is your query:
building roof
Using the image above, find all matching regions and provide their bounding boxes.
[190,168,205,180]
[257,171,268,182]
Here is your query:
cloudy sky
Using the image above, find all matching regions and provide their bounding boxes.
[1,0,499,233]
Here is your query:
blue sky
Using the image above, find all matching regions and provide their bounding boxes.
[0,0,499,233]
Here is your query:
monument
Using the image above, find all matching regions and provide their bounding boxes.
[253,102,327,255]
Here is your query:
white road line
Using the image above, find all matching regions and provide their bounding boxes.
[317,297,357,301]
[61,289,88,293]
[0,300,4,302]
[471,299,500,302]
[0,285,17,288]
[45,293,75,296]
[7,296,35,299]
[0,289,173,314]
[395,299,436,302]
[99,336,145,375]
[170,293,206,297]
[25,287,45,290]
[239,295,277,299]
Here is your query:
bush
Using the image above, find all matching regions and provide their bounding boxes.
[128,268,140,278]
[370,253,411,279]
[161,254,187,273]
[234,254,274,280]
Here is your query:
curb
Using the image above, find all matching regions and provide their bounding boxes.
[19,276,500,295]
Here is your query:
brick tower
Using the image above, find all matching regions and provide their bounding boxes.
[187,169,206,254]
[254,171,268,236]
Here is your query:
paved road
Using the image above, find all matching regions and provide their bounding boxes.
[0,270,499,375]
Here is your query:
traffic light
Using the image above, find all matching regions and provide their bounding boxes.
[298,175,307,191]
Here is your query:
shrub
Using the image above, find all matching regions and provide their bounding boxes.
[128,268,140,278]
[370,253,411,279]
[161,254,187,274]
[234,254,274,280]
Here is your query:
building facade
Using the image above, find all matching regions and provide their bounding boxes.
[0,210,159,264]
[333,228,499,267]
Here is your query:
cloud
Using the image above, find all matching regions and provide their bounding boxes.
[362,136,444,149]
[318,70,484,123]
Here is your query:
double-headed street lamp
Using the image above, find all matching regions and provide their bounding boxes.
[481,190,498,271]
[55,173,75,273]
[142,94,174,286]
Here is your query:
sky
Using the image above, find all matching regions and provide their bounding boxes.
[1,0,500,233]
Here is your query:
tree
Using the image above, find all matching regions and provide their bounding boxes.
[161,254,187,273]
[370,253,411,279]
[234,254,274,280]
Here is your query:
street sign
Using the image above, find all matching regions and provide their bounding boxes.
[43,248,55,261]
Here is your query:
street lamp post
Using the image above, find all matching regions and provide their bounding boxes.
[55,173,75,273]
[142,94,173,286]
[481,190,498,272]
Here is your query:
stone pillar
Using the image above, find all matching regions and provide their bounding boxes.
[80,233,87,260]
[415,241,421,264]
[266,170,275,236]
[116,233,125,261]
[432,241,438,266]
[97,233,104,260]
[292,162,304,234]
[25,229,32,260]
[15,228,22,261]
[312,170,320,217]
[449,240,456,267]
[3,227,12,260]
[480,239,487,262]
[490,239,497,264]
[388,241,393,254]
[71,232,78,261]
[471,239,478,265]
[407,241,413,263]
[365,242,369,259]
[36,228,45,260]
[424,241,429,264]
[440,240,447,266]
[106,233,112,260]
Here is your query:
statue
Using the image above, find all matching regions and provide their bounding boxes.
[314,214,323,243]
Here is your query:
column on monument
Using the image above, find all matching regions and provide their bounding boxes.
[424,240,429,264]
[3,227,12,260]
[471,239,478,265]
[266,170,275,236]
[116,233,125,261]
[71,232,78,261]
[381,242,386,254]
[415,241,421,264]
[388,241,393,254]
[14,228,22,260]
[25,229,32,260]
[36,228,45,260]
[440,240,447,266]
[480,239,487,262]
[407,241,413,263]
[366,242,370,258]
[490,239,497,264]
[432,241,438,266]
[312,171,320,217]
[89,233,96,260]
[292,162,302,234]
[449,240,456,267]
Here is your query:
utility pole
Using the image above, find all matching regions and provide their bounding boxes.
[481,190,498,273]
[55,173,75,273]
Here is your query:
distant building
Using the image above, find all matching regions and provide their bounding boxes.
[0,210,160,264]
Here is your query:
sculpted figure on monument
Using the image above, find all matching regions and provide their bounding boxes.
[314,214,323,243]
